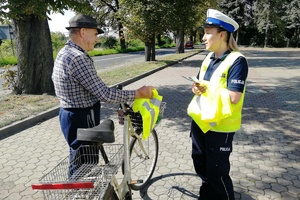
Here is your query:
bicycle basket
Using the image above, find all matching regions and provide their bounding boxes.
[32,144,124,200]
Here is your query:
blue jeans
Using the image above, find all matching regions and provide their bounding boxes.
[190,120,235,200]
[59,101,101,178]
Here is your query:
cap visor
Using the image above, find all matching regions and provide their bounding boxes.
[97,28,104,34]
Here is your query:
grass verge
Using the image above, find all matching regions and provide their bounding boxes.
[0,49,201,128]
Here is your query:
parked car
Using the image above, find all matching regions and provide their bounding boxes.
[184,41,194,49]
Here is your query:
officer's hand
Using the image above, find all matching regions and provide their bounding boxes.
[192,83,206,96]
[135,86,155,99]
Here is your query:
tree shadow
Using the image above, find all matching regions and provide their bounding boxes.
[100,48,300,199]
[240,49,300,69]
[133,172,255,200]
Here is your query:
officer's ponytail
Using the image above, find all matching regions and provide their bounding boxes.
[228,34,239,51]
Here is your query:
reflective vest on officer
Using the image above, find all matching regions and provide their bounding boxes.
[187,51,246,133]
[132,89,162,139]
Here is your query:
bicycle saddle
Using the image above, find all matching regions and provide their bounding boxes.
[77,119,115,143]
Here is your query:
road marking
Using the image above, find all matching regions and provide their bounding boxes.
[94,54,138,62]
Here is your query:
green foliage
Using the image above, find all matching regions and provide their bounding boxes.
[120,0,167,42]
[0,55,17,66]
[89,46,144,57]
[158,35,174,48]
[0,0,93,21]
[89,0,121,30]
[51,32,67,53]
[0,40,17,66]
[126,39,144,48]
[102,36,118,49]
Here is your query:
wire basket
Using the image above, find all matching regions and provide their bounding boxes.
[118,102,166,132]
[33,144,124,200]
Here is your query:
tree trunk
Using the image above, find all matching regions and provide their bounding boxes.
[156,34,162,46]
[189,29,193,42]
[192,30,197,44]
[13,15,54,95]
[118,20,126,50]
[145,41,151,61]
[175,29,184,54]
[296,26,299,48]
[264,24,269,48]
[151,33,155,61]
[145,33,156,61]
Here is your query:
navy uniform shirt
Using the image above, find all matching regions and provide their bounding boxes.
[199,50,248,93]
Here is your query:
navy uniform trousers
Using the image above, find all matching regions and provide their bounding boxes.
[59,101,101,177]
[190,120,235,200]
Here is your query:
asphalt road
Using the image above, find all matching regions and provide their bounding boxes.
[0,48,194,92]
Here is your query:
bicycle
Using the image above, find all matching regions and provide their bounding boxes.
[31,90,166,200]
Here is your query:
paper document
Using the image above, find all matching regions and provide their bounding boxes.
[182,76,200,83]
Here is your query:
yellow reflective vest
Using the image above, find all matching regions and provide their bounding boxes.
[187,51,246,133]
[132,89,162,140]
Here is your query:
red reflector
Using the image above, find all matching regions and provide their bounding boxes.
[32,182,94,190]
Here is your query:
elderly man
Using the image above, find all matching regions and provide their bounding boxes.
[52,14,154,176]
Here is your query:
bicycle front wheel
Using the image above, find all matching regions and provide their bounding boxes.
[129,129,159,190]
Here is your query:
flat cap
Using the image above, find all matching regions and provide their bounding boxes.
[204,9,239,33]
[66,14,104,34]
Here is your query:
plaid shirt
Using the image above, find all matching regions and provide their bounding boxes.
[52,40,136,108]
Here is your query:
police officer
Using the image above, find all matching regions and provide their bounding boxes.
[189,9,248,200]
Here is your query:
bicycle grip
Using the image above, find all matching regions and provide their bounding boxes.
[117,84,123,90]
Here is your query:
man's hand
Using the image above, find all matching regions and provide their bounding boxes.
[135,86,155,99]
[192,83,207,96]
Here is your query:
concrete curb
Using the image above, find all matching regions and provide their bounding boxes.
[0,106,60,138]
[0,50,202,138]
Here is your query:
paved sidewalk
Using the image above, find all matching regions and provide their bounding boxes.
[0,48,300,200]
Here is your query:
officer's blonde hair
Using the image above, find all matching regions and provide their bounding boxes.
[217,27,239,51]
[228,34,239,51]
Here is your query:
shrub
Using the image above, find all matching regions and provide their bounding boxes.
[126,39,144,48]
[0,40,17,67]
[51,32,67,53]
[102,36,118,49]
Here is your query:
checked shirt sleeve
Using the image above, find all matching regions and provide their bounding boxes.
[69,54,135,104]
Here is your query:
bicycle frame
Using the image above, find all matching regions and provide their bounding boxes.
[112,102,132,199]
[114,101,154,199]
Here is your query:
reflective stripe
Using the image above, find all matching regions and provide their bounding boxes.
[221,176,230,200]
[142,101,156,132]
[150,98,161,107]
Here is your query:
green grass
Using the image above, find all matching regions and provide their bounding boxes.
[0,55,17,67]
[99,50,200,86]
[89,47,145,57]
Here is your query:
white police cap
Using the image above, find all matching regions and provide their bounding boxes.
[204,9,239,33]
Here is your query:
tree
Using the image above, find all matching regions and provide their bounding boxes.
[0,0,91,94]
[91,0,127,49]
[120,0,167,61]
[282,0,300,47]
[163,0,199,53]
[164,0,215,53]
[51,32,67,53]
[253,0,285,47]
[218,0,254,45]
